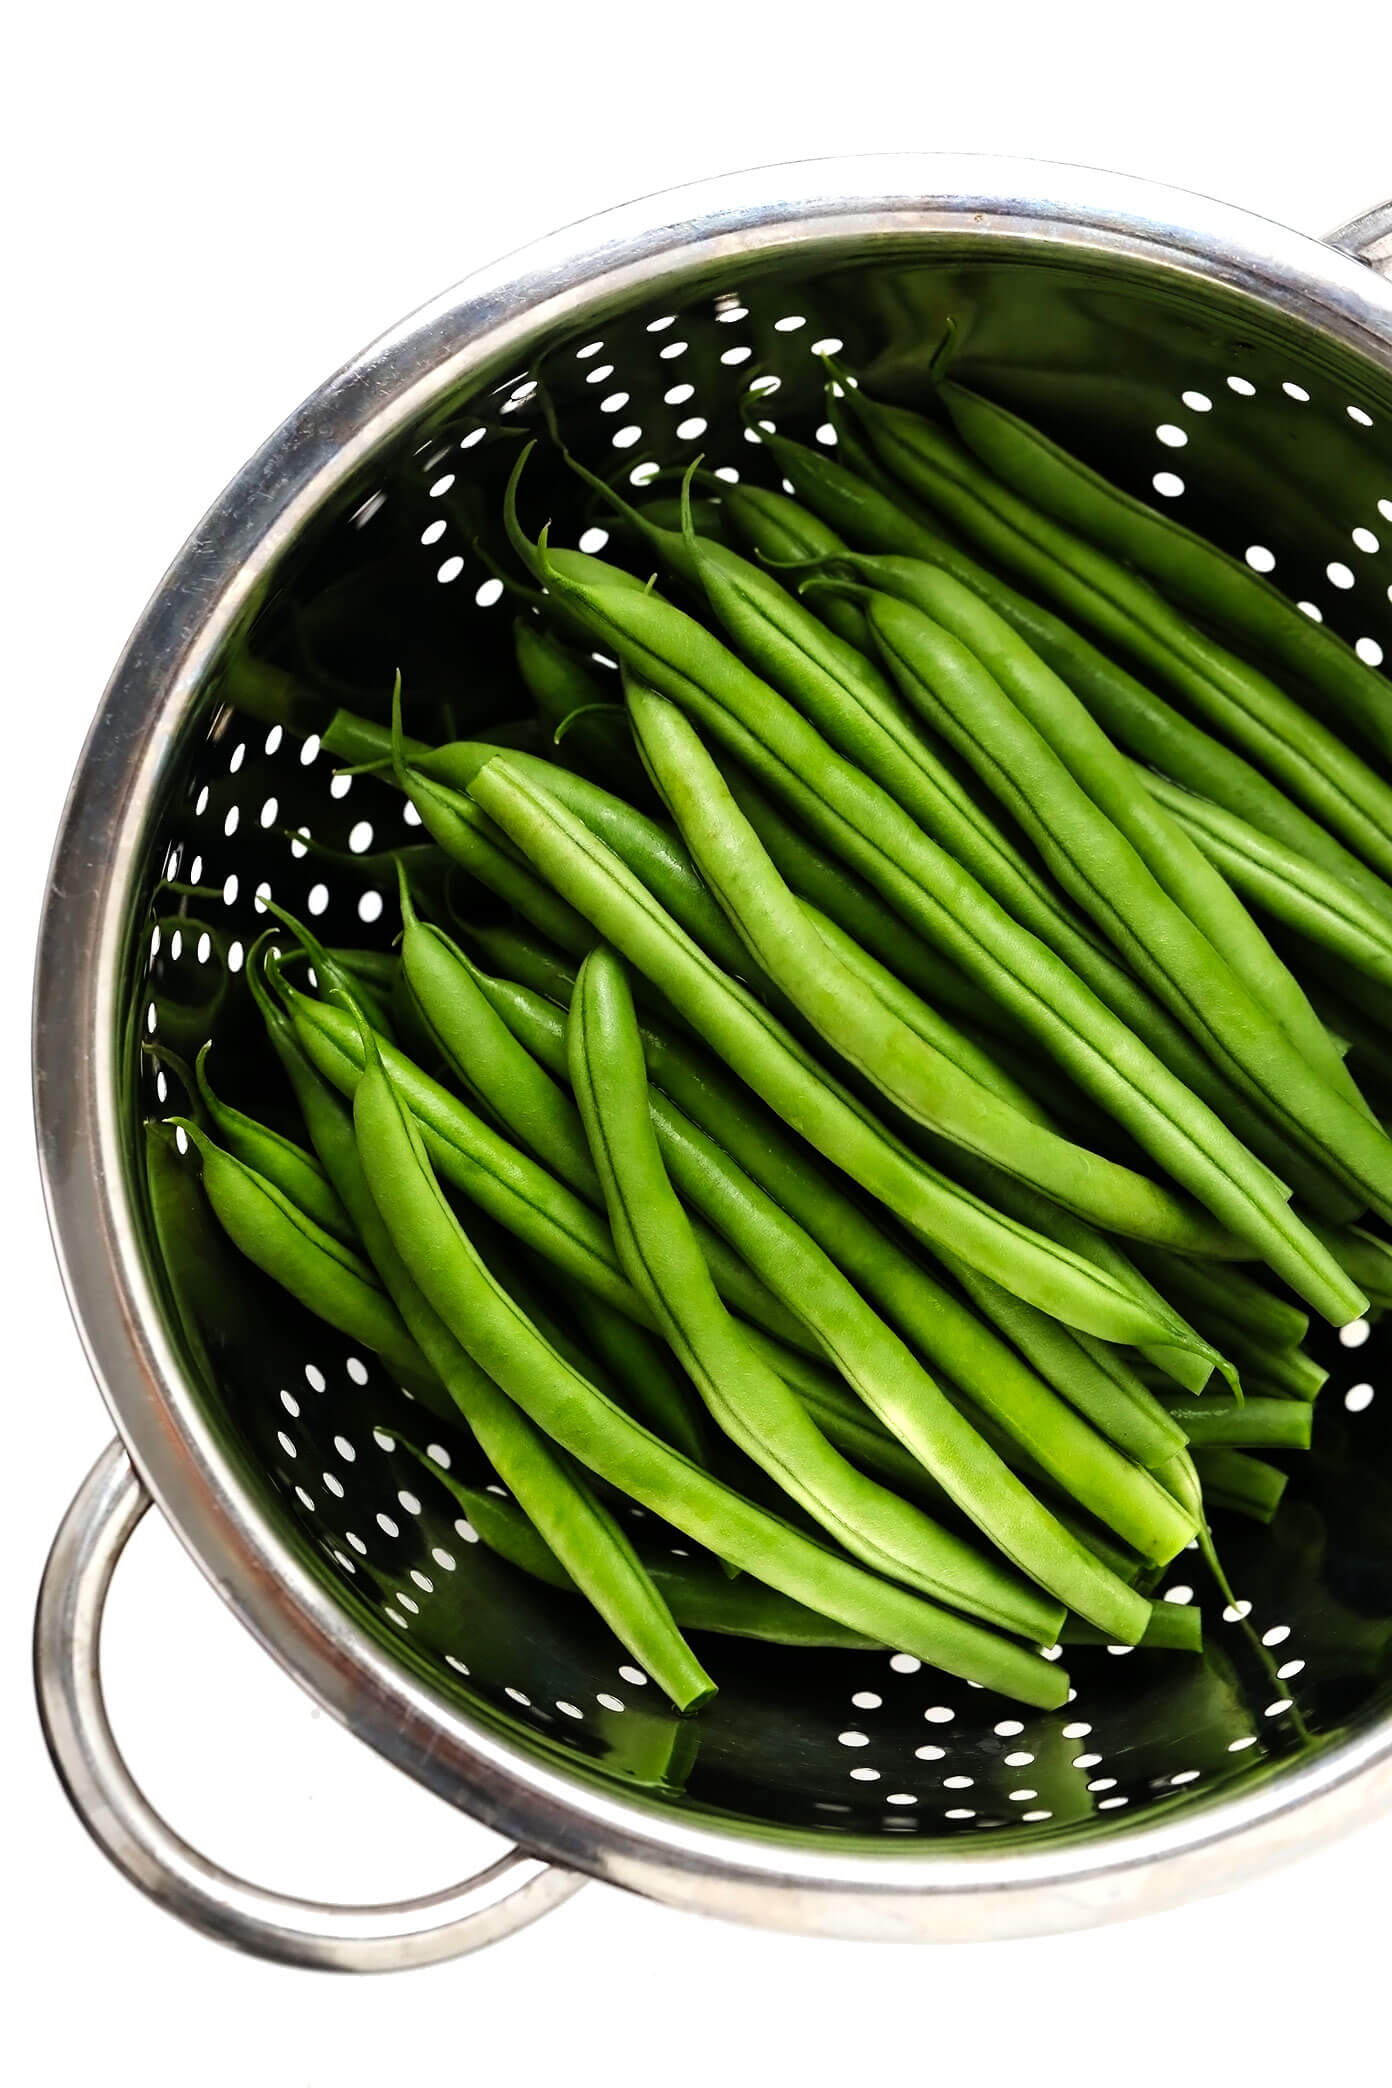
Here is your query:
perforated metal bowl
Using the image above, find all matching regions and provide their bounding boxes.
[33,158,1392,1971]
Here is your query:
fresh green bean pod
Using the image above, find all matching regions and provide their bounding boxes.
[469,755,1210,1347]
[394,753,595,958]
[514,616,654,804]
[718,756,1008,1035]
[1161,1396,1313,1452]
[1060,1602,1203,1652]
[1192,1448,1288,1524]
[414,734,762,984]
[1133,1246,1309,1350]
[803,903,1053,1123]
[939,381,1392,768]
[279,980,813,1352]
[842,384,1392,886]
[352,1022,1072,1705]
[716,477,875,649]
[471,961,1201,1536]
[844,553,1360,1114]
[762,426,1392,1007]
[460,921,584,1007]
[569,944,1081,1637]
[397,867,601,1199]
[562,1285,710,1466]
[499,542,1362,1295]
[859,584,1390,1259]
[247,975,711,1707]
[644,1068,1180,1603]
[193,1043,354,1243]
[1141,767,1392,994]
[933,1257,1186,1469]
[451,1480,878,1649]
[630,679,1237,1256]
[171,1120,437,1393]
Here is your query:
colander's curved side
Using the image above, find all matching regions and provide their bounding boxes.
[31,156,1392,1954]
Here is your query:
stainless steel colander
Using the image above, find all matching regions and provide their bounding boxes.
[33,157,1392,1972]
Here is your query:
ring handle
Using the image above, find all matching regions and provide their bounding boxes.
[34,1440,586,1971]
[1327,201,1392,277]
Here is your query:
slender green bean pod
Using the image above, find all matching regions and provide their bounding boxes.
[718,756,1007,1035]
[1141,767,1392,993]
[939,380,1392,768]
[1060,1603,1203,1653]
[277,977,810,1350]
[857,583,1391,1250]
[470,960,1200,1531]
[503,532,1352,1265]
[844,383,1392,890]
[352,1021,1072,1704]
[1161,1396,1313,1452]
[469,755,1212,1346]
[630,679,1236,1256]
[171,1120,437,1395]
[450,1480,878,1649]
[193,1043,354,1243]
[1193,1448,1288,1523]
[835,552,1359,1114]
[569,944,1082,1636]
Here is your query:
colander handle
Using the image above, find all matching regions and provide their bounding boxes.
[1327,201,1392,277]
[34,1440,587,1971]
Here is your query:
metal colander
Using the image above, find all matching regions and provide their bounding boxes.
[33,158,1392,1971]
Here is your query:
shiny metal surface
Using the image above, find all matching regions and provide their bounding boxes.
[31,157,1392,1954]
[34,1441,586,1969]
[1329,200,1392,277]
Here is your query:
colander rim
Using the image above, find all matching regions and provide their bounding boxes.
[33,152,1392,1942]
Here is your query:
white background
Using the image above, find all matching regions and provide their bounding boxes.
[7,4,1392,2081]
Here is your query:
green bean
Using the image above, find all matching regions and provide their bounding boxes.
[397,867,601,1198]
[1141,767,1392,998]
[1309,1219,1392,1306]
[1192,1448,1288,1524]
[562,1285,710,1465]
[277,975,813,1352]
[352,1018,1072,1704]
[192,1043,354,1243]
[469,755,1208,1347]
[858,584,1388,1267]
[934,1257,1186,1469]
[393,750,595,958]
[1133,1246,1309,1350]
[939,381,1392,769]
[647,1068,1181,1599]
[414,735,763,987]
[631,678,1236,1256]
[248,970,711,1705]
[471,960,1197,1551]
[847,555,1359,1114]
[500,541,1346,1287]
[681,485,1235,1069]
[764,425,1392,1005]
[570,944,1084,1637]
[1060,1602,1203,1652]
[846,384,1392,891]
[718,756,1007,1035]
[1243,1349,1329,1405]
[739,1331,961,1507]
[716,477,875,650]
[460,920,583,1007]
[804,903,1052,1123]
[1160,1396,1312,1452]
[514,615,654,805]
[450,1480,878,1649]
[171,1119,438,1394]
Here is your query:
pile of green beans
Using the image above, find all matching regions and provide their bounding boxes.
[170,363,1392,1717]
